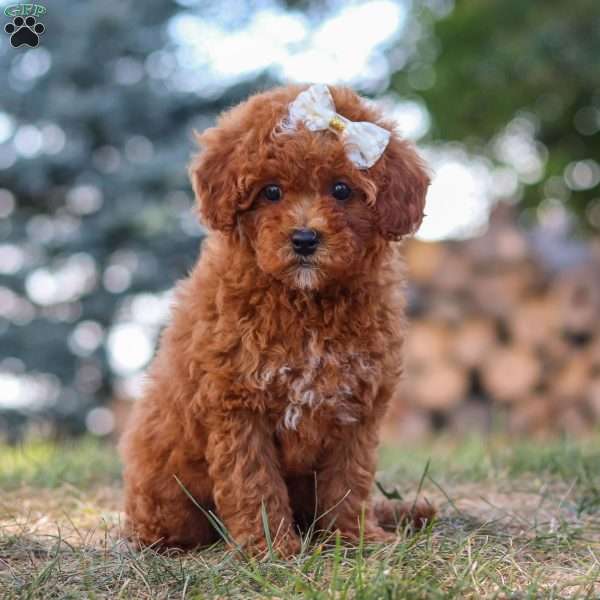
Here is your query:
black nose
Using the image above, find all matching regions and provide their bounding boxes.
[291,228,320,256]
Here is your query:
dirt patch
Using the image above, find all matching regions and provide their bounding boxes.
[1,485,124,549]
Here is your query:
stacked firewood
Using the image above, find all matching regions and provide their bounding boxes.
[389,204,600,439]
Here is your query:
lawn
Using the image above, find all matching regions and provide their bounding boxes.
[1,435,600,598]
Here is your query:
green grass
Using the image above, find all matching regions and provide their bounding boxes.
[0,438,120,490]
[1,435,600,598]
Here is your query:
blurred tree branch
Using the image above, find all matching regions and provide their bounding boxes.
[391,0,600,233]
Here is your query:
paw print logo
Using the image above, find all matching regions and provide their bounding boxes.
[4,15,45,47]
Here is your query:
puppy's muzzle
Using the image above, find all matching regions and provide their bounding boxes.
[291,228,320,257]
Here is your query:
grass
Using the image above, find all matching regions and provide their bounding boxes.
[1,435,600,598]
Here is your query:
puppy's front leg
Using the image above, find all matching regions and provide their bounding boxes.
[205,410,300,557]
[317,420,392,543]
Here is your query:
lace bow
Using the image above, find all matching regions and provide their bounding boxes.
[283,84,390,169]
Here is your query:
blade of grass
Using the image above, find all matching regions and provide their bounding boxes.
[260,500,274,560]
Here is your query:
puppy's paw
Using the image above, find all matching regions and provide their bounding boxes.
[335,523,396,545]
[374,497,436,531]
[362,525,396,544]
[272,531,302,558]
[241,531,302,559]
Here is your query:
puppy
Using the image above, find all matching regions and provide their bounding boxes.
[120,84,433,556]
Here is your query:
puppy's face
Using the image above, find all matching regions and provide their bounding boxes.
[246,175,371,290]
[190,85,429,290]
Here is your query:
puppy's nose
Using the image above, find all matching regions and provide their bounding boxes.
[291,228,320,256]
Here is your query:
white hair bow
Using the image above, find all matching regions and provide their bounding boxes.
[281,84,390,169]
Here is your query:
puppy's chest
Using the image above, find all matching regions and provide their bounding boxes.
[251,345,381,430]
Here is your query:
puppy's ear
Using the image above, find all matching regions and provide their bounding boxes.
[189,127,253,232]
[374,135,430,240]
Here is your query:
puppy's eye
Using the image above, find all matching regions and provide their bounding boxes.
[331,182,352,201]
[262,184,282,202]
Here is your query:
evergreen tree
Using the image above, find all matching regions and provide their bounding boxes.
[0,0,274,438]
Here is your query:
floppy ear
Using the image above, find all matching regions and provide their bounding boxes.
[374,135,430,240]
[189,127,253,233]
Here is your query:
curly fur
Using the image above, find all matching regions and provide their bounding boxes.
[120,84,433,556]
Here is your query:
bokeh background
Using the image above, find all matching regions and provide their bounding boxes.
[0,0,599,442]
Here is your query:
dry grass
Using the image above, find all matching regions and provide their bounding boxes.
[1,436,600,598]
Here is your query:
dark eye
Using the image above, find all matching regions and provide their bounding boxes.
[262,184,282,202]
[331,181,352,201]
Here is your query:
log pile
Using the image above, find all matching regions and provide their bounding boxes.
[389,204,600,439]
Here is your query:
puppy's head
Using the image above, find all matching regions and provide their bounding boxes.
[190,85,429,290]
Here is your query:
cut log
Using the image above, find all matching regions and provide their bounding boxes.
[451,318,498,368]
[410,360,469,411]
[404,239,446,285]
[550,353,591,403]
[481,345,542,403]
[471,268,534,319]
[404,320,451,367]
[508,297,561,349]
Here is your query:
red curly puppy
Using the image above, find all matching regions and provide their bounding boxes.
[120,84,433,556]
